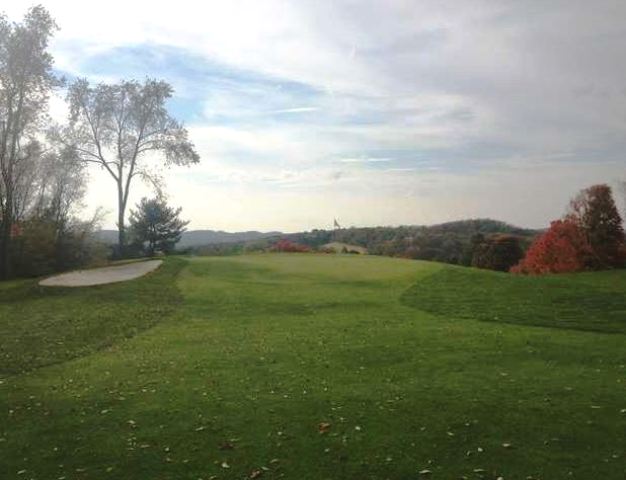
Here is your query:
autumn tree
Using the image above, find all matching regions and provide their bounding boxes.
[511,219,592,274]
[568,184,625,268]
[128,197,188,256]
[272,239,311,253]
[0,5,58,278]
[60,78,199,255]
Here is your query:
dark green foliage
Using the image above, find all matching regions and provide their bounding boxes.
[193,242,245,256]
[568,184,625,268]
[471,234,524,271]
[129,197,189,255]
[401,266,626,333]
[10,217,107,278]
[205,219,538,267]
[10,219,57,276]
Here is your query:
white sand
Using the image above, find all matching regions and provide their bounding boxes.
[39,260,163,287]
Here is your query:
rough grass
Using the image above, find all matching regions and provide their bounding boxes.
[0,258,184,375]
[401,266,626,334]
[1,254,625,480]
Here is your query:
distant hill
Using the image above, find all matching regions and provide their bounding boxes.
[277,218,541,266]
[283,218,539,248]
[94,229,282,248]
[96,219,541,268]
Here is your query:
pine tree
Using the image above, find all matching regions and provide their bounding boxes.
[128,197,188,256]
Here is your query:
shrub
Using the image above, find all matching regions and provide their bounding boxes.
[10,217,107,277]
[271,239,311,253]
[471,234,524,272]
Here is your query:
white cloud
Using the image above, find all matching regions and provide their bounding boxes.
[4,1,626,231]
[271,107,319,114]
[338,157,392,163]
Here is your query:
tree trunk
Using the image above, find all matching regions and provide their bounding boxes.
[0,219,11,279]
[117,183,126,254]
[0,193,13,279]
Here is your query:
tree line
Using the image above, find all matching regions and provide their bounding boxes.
[193,195,625,276]
[188,219,538,269]
[0,6,197,279]
[512,184,625,274]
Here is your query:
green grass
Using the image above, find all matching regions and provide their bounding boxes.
[1,254,625,480]
[0,258,184,374]
[401,266,626,334]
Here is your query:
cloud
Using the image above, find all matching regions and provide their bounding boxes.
[4,0,626,230]
[338,157,392,163]
[271,107,319,114]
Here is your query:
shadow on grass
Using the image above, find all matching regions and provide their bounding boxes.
[0,258,186,375]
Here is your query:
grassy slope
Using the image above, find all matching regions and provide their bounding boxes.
[401,266,626,334]
[1,254,625,480]
[0,259,185,374]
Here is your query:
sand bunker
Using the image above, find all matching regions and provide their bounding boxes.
[39,260,163,287]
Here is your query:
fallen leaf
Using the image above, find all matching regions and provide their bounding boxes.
[250,469,263,479]
[318,422,331,434]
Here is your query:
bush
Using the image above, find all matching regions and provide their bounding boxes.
[11,217,107,277]
[471,234,524,272]
[271,239,311,253]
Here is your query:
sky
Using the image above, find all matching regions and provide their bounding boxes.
[4,0,626,232]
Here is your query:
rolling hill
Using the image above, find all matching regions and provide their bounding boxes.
[94,229,282,248]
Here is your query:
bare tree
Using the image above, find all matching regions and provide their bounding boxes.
[59,78,199,254]
[11,146,91,276]
[31,146,87,236]
[617,180,626,223]
[0,5,58,278]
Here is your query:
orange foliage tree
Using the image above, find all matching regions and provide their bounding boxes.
[511,219,592,274]
[513,184,625,274]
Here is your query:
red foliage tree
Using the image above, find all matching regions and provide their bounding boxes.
[511,219,592,274]
[272,239,311,253]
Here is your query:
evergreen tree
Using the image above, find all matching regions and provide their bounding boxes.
[128,197,188,256]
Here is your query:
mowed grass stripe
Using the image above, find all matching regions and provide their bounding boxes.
[401,266,626,334]
[0,258,185,375]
